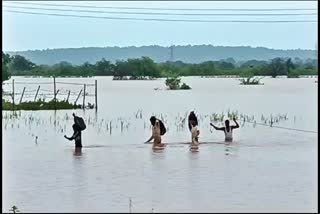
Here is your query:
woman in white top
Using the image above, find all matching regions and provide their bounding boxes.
[210,118,239,142]
[145,116,165,148]
[190,120,200,146]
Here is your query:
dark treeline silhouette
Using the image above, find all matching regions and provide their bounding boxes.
[7,45,317,65]
[2,52,318,81]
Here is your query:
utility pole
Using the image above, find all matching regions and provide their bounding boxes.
[169,45,174,62]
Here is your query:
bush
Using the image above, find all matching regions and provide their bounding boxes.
[180,83,192,90]
[165,76,191,90]
[2,99,81,110]
[239,70,263,85]
[165,76,181,90]
[287,70,300,78]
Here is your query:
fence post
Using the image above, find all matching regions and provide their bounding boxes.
[19,87,26,104]
[12,79,15,109]
[74,89,83,106]
[83,84,86,109]
[53,76,56,110]
[34,85,40,102]
[95,80,98,111]
[66,90,71,102]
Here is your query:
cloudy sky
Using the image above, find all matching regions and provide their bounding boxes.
[2,1,318,51]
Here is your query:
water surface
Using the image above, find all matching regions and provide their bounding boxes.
[2,76,318,212]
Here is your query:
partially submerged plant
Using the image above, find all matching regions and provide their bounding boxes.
[165,74,191,90]
[9,205,19,213]
[239,70,264,85]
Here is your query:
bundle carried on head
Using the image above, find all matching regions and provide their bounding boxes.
[188,111,198,131]
[73,113,86,131]
[150,116,166,136]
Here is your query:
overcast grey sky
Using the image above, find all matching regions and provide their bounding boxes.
[2,1,318,51]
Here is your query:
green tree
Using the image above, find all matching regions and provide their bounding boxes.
[217,61,235,70]
[285,58,295,73]
[140,57,160,78]
[52,61,76,76]
[95,58,114,76]
[286,58,298,78]
[113,60,130,78]
[79,62,95,77]
[9,55,36,73]
[269,58,287,78]
[196,61,216,76]
[2,52,11,82]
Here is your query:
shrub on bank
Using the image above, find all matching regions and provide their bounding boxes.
[2,99,81,110]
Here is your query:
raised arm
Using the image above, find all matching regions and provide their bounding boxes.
[210,123,225,131]
[231,118,240,129]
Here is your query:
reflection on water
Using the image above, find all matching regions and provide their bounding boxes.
[224,142,239,156]
[189,144,199,153]
[73,147,82,156]
[151,146,166,154]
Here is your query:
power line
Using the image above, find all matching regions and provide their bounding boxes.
[4,10,317,23]
[6,1,317,11]
[3,5,318,16]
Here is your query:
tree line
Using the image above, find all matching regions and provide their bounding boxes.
[2,52,318,82]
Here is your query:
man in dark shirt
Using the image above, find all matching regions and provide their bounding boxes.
[64,124,82,148]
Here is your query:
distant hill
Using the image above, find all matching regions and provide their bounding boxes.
[7,45,317,65]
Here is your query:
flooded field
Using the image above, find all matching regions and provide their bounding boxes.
[2,76,318,212]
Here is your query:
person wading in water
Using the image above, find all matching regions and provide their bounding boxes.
[144,116,166,149]
[64,113,86,155]
[210,118,239,142]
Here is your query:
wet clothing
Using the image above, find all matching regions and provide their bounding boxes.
[191,126,200,145]
[152,120,162,145]
[188,113,198,132]
[70,130,82,148]
[224,127,233,142]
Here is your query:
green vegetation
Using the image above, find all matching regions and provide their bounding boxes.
[239,70,264,85]
[287,70,300,78]
[2,99,81,111]
[180,83,191,90]
[2,53,318,79]
[165,74,191,90]
[113,57,160,80]
[113,76,155,80]
[2,52,11,83]
[7,45,316,65]
[9,205,19,213]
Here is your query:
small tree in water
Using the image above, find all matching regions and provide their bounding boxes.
[165,76,181,89]
[165,72,191,90]
[239,70,263,85]
[9,205,19,213]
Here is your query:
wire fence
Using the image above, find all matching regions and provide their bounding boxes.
[240,119,317,134]
[2,77,98,109]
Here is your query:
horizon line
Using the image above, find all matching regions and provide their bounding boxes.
[5,44,317,52]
